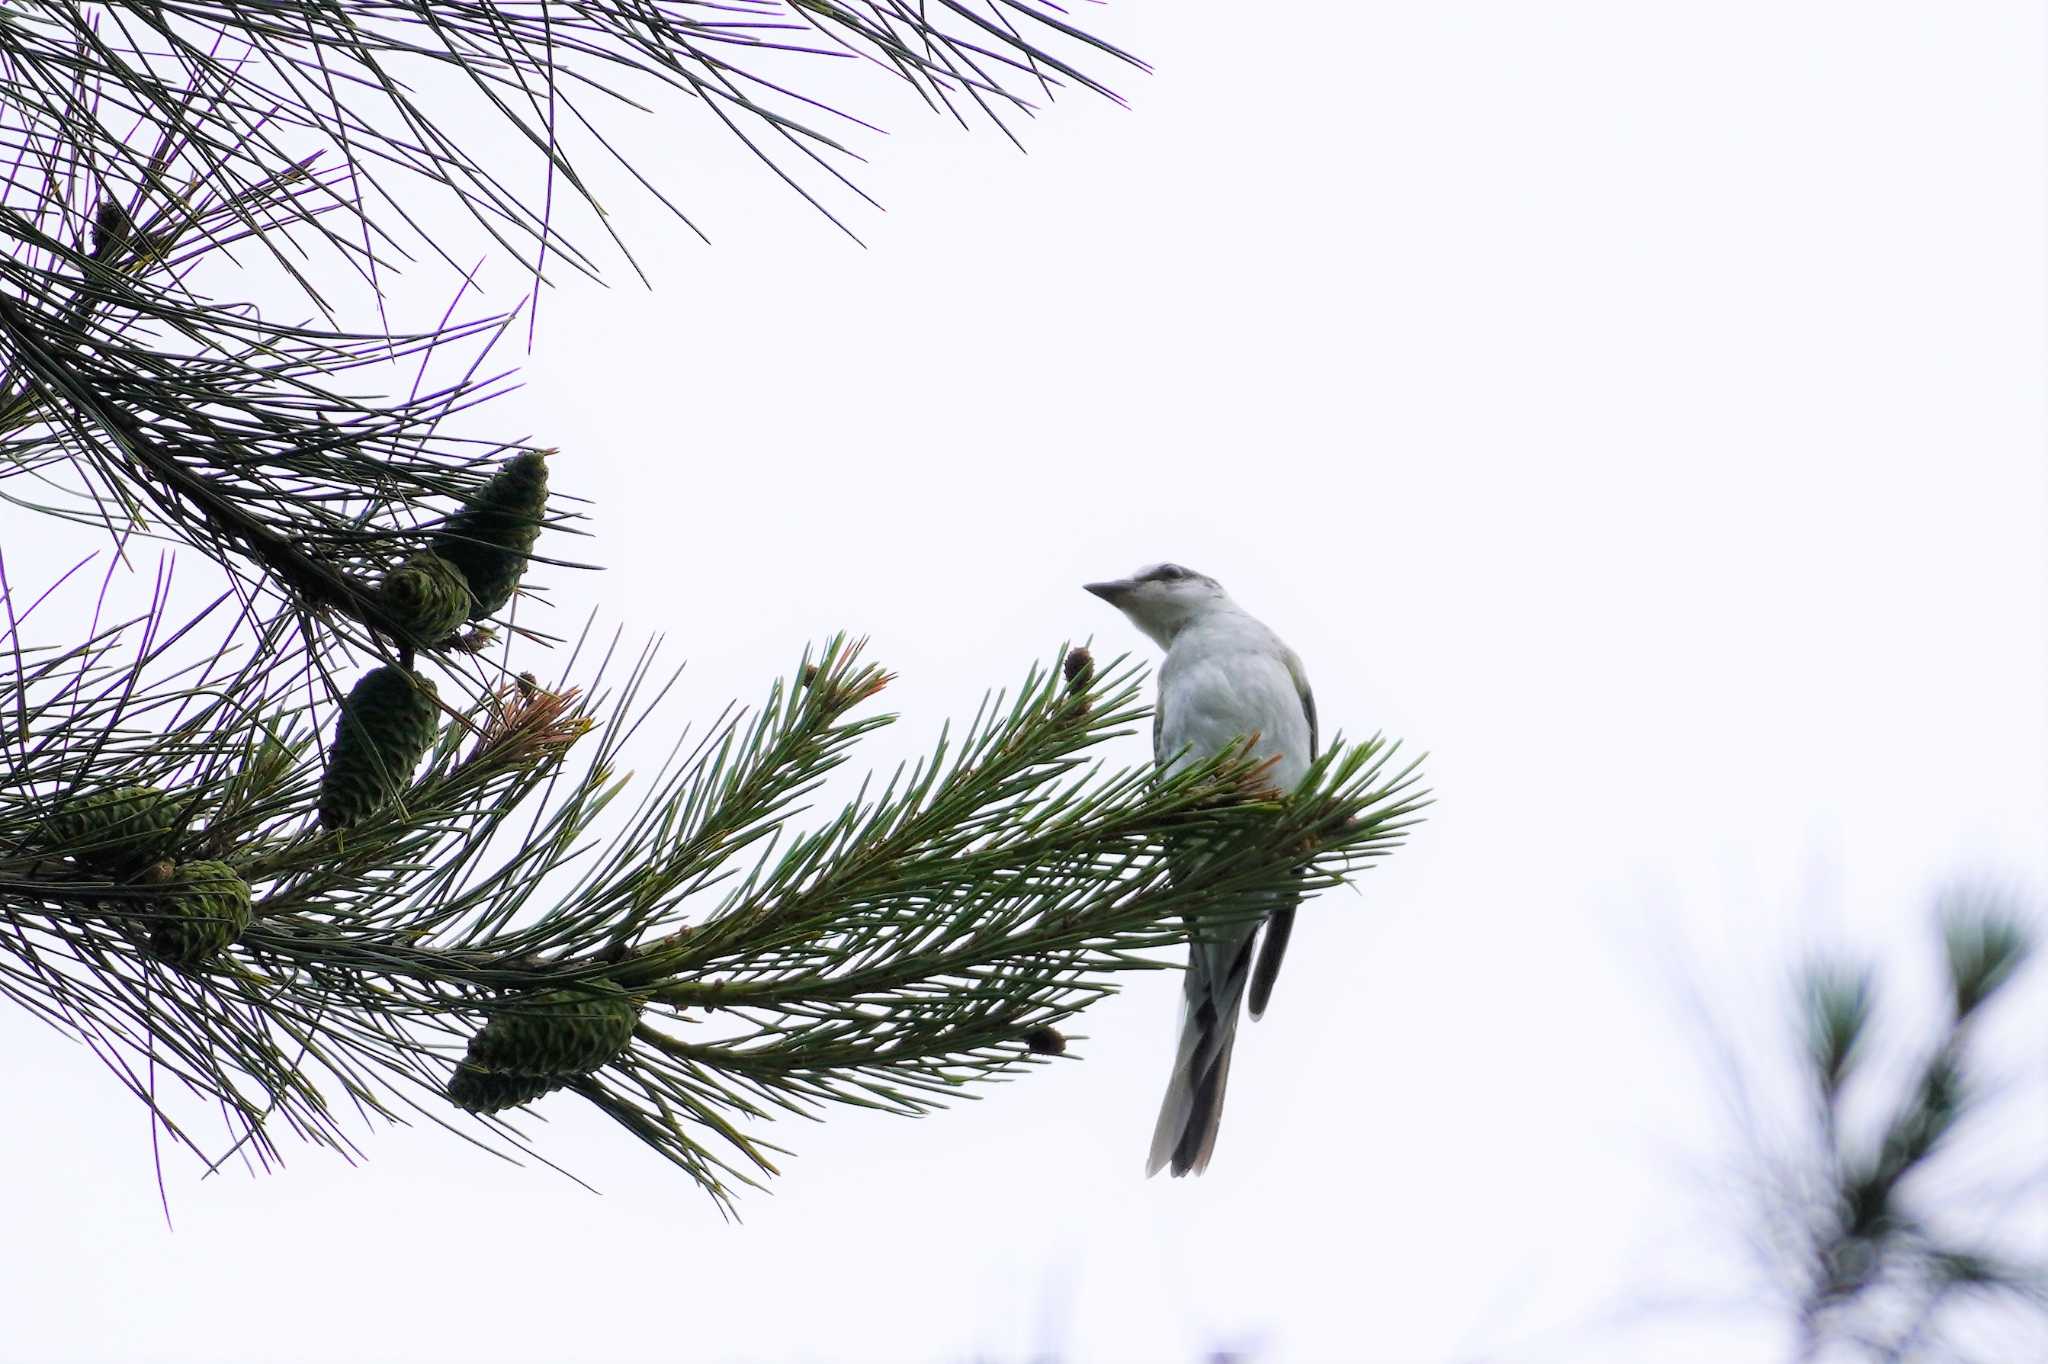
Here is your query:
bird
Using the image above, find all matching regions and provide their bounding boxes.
[1084,563,1317,1177]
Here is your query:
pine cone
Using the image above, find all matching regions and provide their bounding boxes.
[376,551,474,644]
[146,859,252,967]
[445,1063,566,1114]
[463,982,639,1078]
[53,784,176,872]
[429,450,549,621]
[1062,646,1093,693]
[1024,1025,1067,1056]
[318,666,440,831]
[92,200,132,256]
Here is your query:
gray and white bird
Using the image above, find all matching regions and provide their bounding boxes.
[1084,563,1317,1177]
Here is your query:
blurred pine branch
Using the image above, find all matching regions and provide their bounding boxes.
[1771,896,2044,1362]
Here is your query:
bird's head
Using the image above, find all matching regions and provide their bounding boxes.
[1083,563,1227,648]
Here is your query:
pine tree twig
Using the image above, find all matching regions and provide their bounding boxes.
[0,0,1147,268]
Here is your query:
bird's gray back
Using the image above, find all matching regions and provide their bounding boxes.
[1157,611,1314,789]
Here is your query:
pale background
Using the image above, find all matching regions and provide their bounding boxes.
[3,3,2044,1361]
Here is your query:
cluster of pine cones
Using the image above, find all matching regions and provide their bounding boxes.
[45,450,615,1115]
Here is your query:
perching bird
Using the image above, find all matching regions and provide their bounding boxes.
[1084,563,1316,1177]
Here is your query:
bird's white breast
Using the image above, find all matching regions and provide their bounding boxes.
[1158,614,1312,790]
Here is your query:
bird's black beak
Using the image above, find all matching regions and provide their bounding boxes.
[1084,580,1131,604]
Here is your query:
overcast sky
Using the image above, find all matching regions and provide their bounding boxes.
[4,3,2044,1361]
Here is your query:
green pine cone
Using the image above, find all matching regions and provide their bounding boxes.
[464,982,639,1078]
[146,859,252,967]
[445,1063,566,1114]
[376,551,473,644]
[317,666,440,831]
[429,450,549,621]
[54,784,176,872]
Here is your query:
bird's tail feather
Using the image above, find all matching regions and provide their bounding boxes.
[1146,925,1255,1178]
[1169,1028,1235,1176]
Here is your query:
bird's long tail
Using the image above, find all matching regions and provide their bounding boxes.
[1146,923,1257,1178]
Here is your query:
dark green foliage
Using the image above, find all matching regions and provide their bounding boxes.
[376,551,474,645]
[1870,1053,1964,1182]
[430,451,549,620]
[318,666,441,831]
[1802,964,1872,1103]
[445,1064,567,1115]
[464,982,640,1078]
[1941,909,2033,1019]
[52,785,177,872]
[146,860,253,967]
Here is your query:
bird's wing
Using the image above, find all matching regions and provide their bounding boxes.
[1246,898,1295,1020]
[1247,646,1315,1019]
[1285,647,1318,760]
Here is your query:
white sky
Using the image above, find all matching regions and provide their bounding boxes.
[3,3,2045,1361]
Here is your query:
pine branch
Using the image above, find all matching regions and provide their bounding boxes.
[0,135,569,647]
[1,0,1146,270]
[0,1,1429,1218]
[2,582,1428,1208]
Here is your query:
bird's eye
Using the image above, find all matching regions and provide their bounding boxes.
[1146,564,1189,582]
